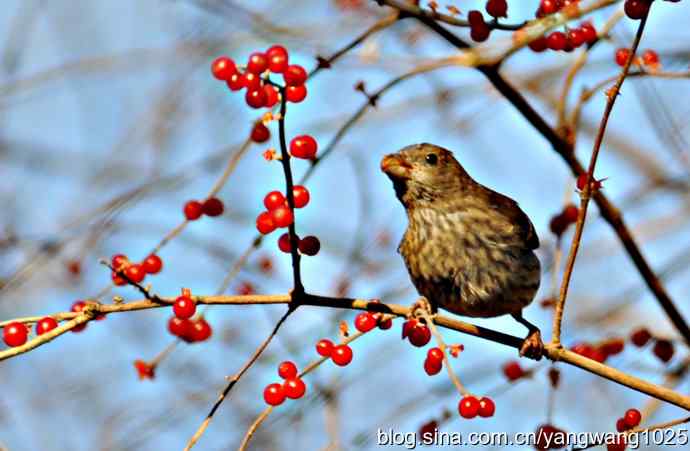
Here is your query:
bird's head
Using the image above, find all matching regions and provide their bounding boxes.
[381,143,472,208]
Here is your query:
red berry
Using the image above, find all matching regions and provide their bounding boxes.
[568,28,586,47]
[535,424,567,450]
[600,339,625,356]
[111,254,129,270]
[458,396,480,419]
[283,64,307,86]
[256,211,276,234]
[378,317,393,329]
[478,397,496,417]
[247,52,268,74]
[408,322,431,347]
[246,89,267,109]
[331,344,353,366]
[3,322,28,347]
[123,264,144,283]
[266,45,289,73]
[202,197,224,217]
[467,10,485,26]
[271,205,294,228]
[251,122,271,143]
[173,296,196,319]
[616,417,628,432]
[540,0,559,15]
[211,56,236,81]
[263,383,286,406]
[189,318,212,342]
[502,360,525,381]
[70,301,88,332]
[263,84,279,107]
[424,358,442,375]
[290,135,318,159]
[226,72,244,91]
[292,185,310,208]
[642,49,659,66]
[630,328,652,347]
[242,71,262,90]
[653,339,674,363]
[36,317,58,335]
[278,361,298,379]
[298,236,320,256]
[563,204,579,223]
[581,22,597,43]
[470,23,491,42]
[354,312,377,333]
[168,316,192,339]
[615,48,632,67]
[485,0,507,18]
[278,233,293,253]
[184,200,204,220]
[427,347,444,363]
[264,191,286,210]
[285,85,307,103]
[283,377,306,399]
[624,0,651,20]
[624,408,641,428]
[607,436,626,451]
[547,31,567,51]
[528,36,548,52]
[142,254,163,274]
[111,271,126,286]
[316,338,334,357]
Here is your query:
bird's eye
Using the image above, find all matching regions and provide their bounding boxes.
[425,153,438,165]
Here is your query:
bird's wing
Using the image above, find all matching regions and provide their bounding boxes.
[485,189,540,250]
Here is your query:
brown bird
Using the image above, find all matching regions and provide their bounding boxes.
[381,143,543,359]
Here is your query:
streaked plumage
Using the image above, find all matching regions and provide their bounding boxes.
[381,143,543,358]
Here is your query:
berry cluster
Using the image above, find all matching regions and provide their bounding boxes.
[629,327,675,363]
[316,338,354,366]
[167,316,212,343]
[571,338,624,363]
[166,290,211,343]
[211,45,307,108]
[354,311,392,332]
[401,318,431,347]
[615,408,642,432]
[424,347,444,376]
[615,48,661,70]
[183,197,225,221]
[110,253,163,286]
[465,1,508,42]
[263,360,307,406]
[549,203,579,237]
[458,395,495,419]
[534,22,596,53]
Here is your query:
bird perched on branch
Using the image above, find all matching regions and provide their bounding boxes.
[381,143,543,359]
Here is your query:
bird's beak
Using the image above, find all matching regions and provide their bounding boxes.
[381,154,412,180]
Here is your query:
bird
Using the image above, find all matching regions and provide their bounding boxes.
[381,143,543,359]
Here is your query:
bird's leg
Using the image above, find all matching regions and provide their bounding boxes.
[410,296,436,321]
[512,312,544,361]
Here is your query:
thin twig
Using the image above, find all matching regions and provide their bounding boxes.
[183,306,294,451]
[552,9,651,345]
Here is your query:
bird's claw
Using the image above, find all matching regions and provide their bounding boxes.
[520,328,544,361]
